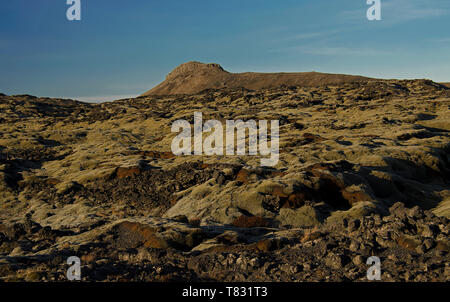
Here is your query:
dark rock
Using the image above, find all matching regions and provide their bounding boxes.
[390,202,408,219]
[421,224,439,238]
[232,216,270,228]
[348,219,360,232]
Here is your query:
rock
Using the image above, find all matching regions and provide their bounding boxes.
[9,246,24,257]
[390,202,408,219]
[349,240,360,252]
[255,238,283,252]
[416,244,427,254]
[404,271,414,281]
[144,235,169,249]
[342,218,349,228]
[185,230,205,248]
[423,238,435,250]
[408,206,425,219]
[112,221,158,249]
[81,254,96,264]
[235,168,250,184]
[325,253,347,270]
[279,206,323,228]
[46,178,61,186]
[300,230,324,243]
[25,271,42,282]
[188,218,201,227]
[348,219,360,232]
[435,240,449,252]
[248,258,261,268]
[341,189,373,206]
[171,215,189,223]
[232,216,270,228]
[352,255,365,266]
[0,223,26,241]
[115,166,142,179]
[396,235,421,251]
[421,224,439,238]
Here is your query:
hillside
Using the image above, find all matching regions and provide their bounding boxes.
[141,61,372,96]
[0,79,449,281]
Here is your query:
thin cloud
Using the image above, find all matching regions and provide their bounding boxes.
[428,37,450,43]
[275,29,342,42]
[272,46,391,56]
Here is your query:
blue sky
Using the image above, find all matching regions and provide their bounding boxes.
[1,0,450,102]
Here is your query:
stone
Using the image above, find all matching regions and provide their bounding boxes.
[232,215,270,228]
[349,240,360,252]
[172,215,189,223]
[421,224,439,238]
[325,253,346,270]
[115,166,142,179]
[389,202,408,219]
[256,238,283,252]
[352,255,365,266]
[423,238,436,250]
[348,219,361,232]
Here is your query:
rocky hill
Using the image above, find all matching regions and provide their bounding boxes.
[141,61,372,96]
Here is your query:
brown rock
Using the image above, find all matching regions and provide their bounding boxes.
[341,189,373,206]
[189,218,202,227]
[232,216,270,228]
[255,238,283,252]
[435,240,449,252]
[270,186,289,198]
[115,166,142,179]
[396,235,420,251]
[143,234,169,249]
[300,229,323,243]
[112,221,158,249]
[235,168,250,184]
[81,254,96,264]
[281,193,307,209]
[46,178,61,186]
[138,151,175,159]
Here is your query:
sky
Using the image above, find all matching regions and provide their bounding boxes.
[1,0,450,102]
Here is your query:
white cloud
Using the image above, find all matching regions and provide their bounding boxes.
[428,37,450,43]
[272,46,391,56]
[275,29,342,42]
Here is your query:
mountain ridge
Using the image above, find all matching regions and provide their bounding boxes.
[141,61,373,96]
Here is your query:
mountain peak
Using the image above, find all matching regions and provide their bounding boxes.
[166,61,226,80]
[142,62,372,96]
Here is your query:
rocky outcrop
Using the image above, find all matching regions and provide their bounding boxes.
[141,61,372,96]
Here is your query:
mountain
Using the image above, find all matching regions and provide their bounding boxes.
[141,61,372,96]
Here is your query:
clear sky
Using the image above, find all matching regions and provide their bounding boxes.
[1,0,450,102]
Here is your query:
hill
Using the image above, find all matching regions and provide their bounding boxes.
[141,61,372,96]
